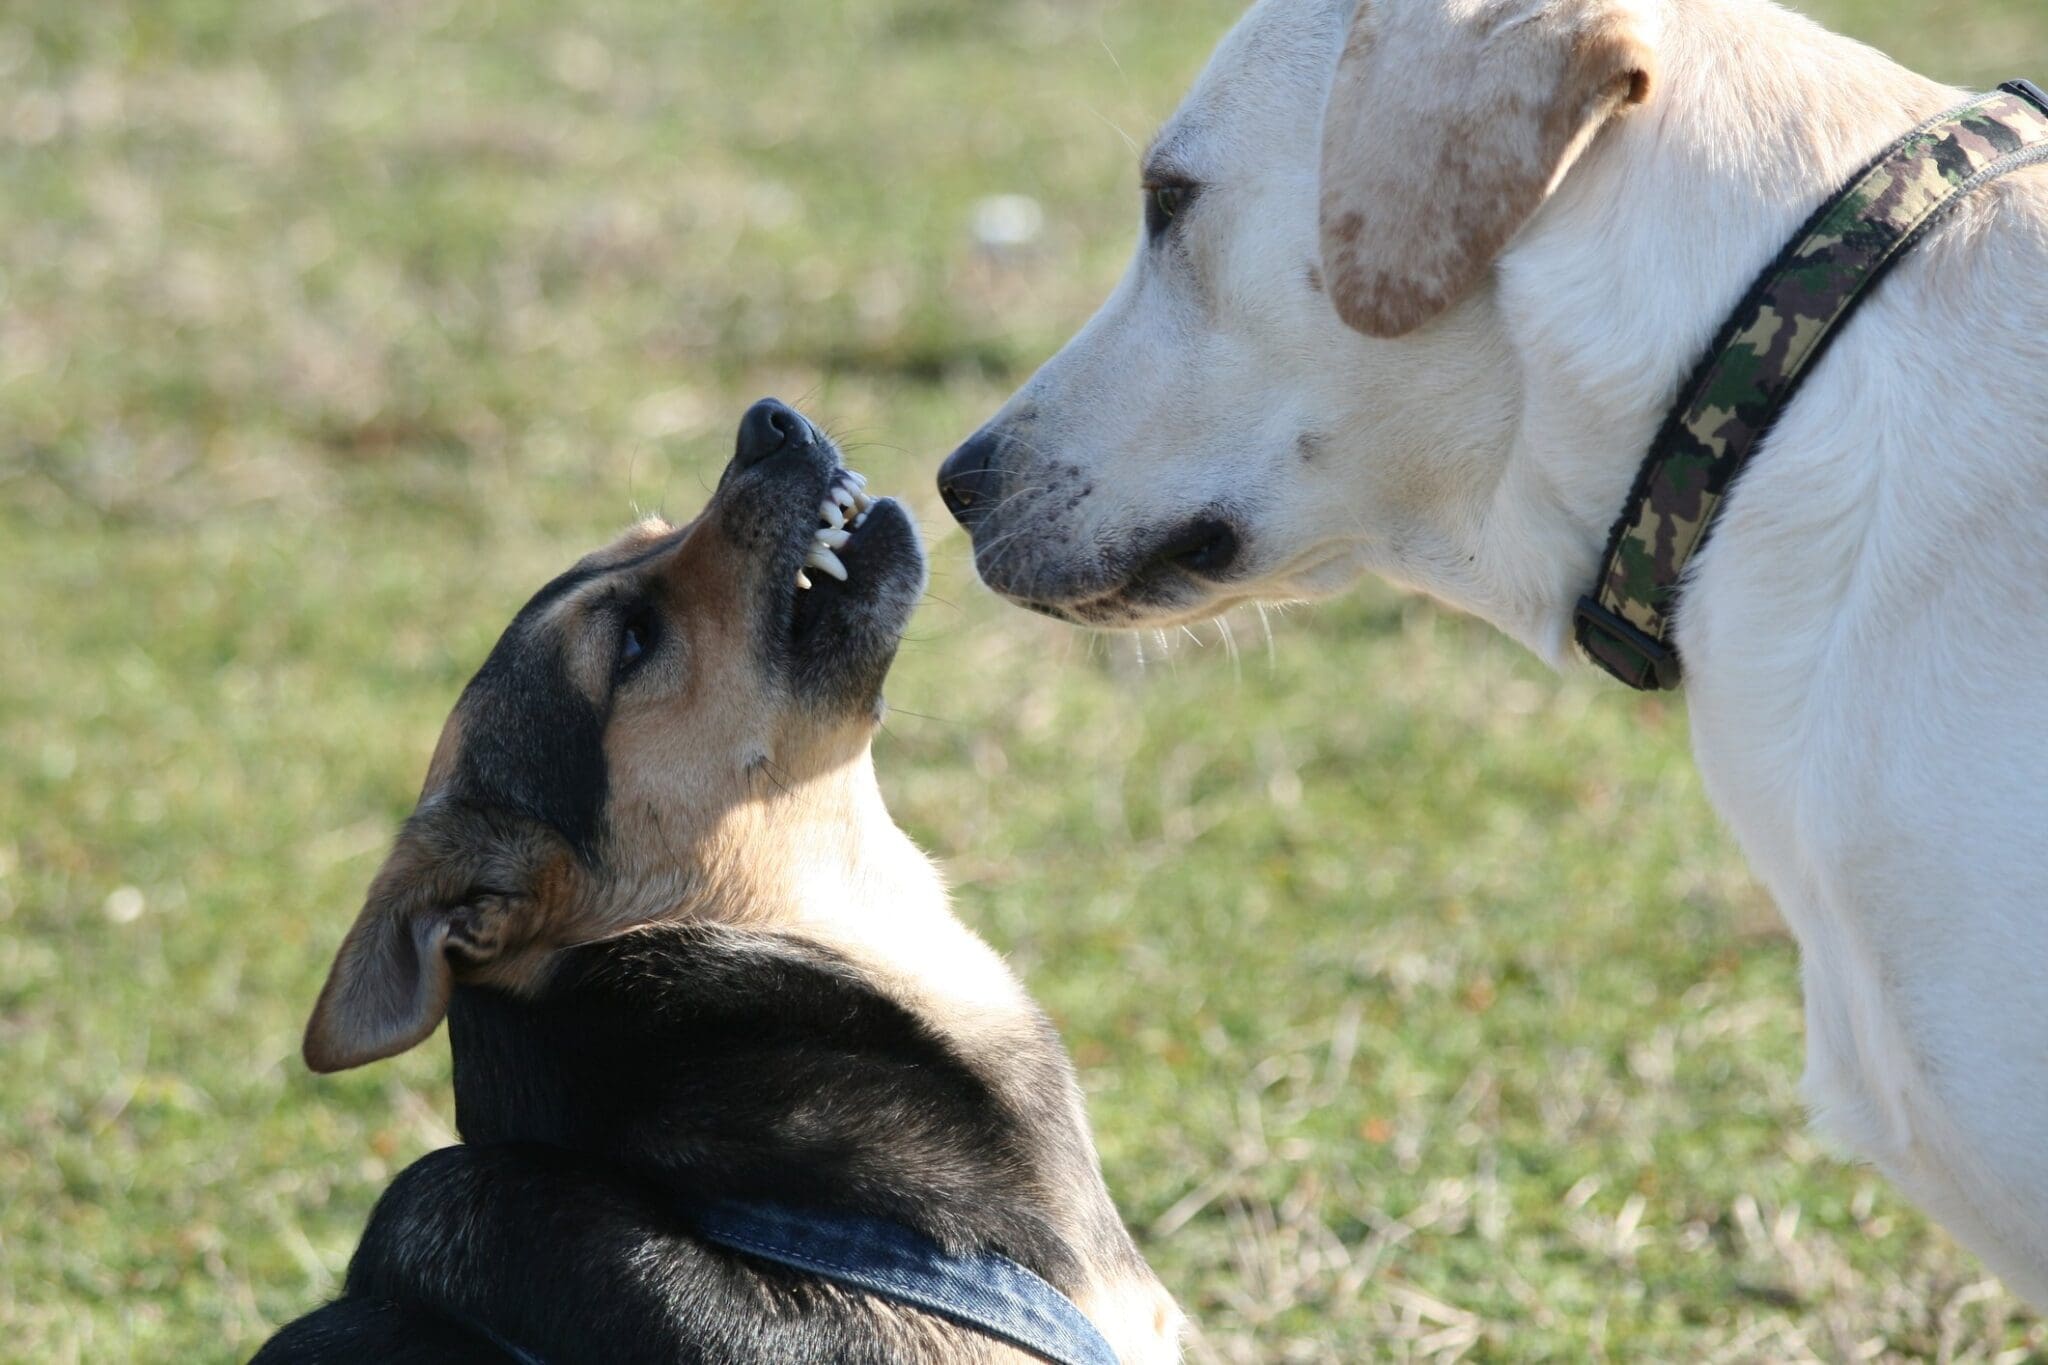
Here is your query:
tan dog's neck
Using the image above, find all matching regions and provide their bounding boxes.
[668,748,1187,1356]
[683,745,1036,1038]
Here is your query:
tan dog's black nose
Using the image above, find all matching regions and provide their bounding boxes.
[937,428,1002,527]
[734,398,816,469]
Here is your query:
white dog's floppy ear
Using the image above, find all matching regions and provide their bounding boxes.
[1319,0,1655,337]
[302,804,555,1073]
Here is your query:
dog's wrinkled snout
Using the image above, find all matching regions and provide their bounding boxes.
[936,428,1004,528]
[734,397,816,470]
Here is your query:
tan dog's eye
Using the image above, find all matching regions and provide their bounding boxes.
[616,604,660,683]
[1144,182,1198,239]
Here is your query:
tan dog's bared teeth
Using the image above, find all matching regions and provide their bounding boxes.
[805,544,848,581]
[802,471,870,582]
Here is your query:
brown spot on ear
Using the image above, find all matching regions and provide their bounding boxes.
[1330,261,1451,341]
[1319,0,1654,338]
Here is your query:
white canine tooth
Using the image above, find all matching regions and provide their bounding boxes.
[844,470,867,490]
[816,526,851,549]
[830,486,855,512]
[852,509,869,528]
[819,499,845,529]
[795,569,813,589]
[805,545,848,581]
[850,489,872,512]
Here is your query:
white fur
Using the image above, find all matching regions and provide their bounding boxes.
[967,0,2048,1302]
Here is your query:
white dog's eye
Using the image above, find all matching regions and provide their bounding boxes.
[1144,182,1198,239]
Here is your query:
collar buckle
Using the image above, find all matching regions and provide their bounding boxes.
[2002,79,2048,114]
[1574,596,1682,691]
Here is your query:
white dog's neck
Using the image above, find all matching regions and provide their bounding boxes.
[1401,0,1957,665]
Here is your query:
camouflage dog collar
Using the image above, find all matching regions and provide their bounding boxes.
[1575,80,2048,690]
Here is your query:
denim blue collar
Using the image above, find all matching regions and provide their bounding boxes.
[687,1197,1122,1365]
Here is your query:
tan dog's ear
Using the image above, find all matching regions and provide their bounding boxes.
[1319,0,1654,337]
[302,803,557,1073]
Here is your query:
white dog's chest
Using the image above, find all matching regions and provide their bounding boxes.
[1673,295,2048,1300]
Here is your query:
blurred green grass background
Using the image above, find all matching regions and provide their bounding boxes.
[4,1,2046,1360]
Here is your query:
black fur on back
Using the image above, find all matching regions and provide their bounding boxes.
[450,922,1089,1277]
[251,1296,517,1364]
[253,923,1143,1364]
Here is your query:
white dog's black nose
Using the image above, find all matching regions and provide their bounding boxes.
[734,398,817,469]
[936,429,1003,527]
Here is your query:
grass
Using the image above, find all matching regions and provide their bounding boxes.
[4,0,2046,1360]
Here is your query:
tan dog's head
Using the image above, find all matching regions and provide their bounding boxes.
[936,0,1652,628]
[303,400,926,1072]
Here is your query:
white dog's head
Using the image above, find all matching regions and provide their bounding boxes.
[937,0,1653,631]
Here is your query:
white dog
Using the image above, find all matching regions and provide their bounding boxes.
[936,0,2048,1304]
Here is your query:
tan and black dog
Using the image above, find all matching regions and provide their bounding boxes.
[254,401,1182,1364]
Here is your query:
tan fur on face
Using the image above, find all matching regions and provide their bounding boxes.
[1319,0,1655,337]
[304,505,990,1064]
[304,511,788,1070]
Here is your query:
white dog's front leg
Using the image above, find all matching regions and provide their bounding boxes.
[1794,896,2048,1307]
